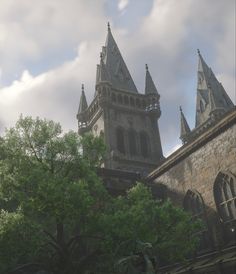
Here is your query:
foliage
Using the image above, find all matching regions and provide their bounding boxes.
[0,210,44,273]
[0,116,201,274]
[99,183,201,272]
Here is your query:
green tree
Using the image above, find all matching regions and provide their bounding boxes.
[0,116,108,273]
[99,183,201,273]
[0,116,201,274]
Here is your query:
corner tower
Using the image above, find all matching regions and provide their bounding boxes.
[179,50,234,144]
[77,24,164,173]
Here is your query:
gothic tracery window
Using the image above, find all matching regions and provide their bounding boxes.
[214,172,236,243]
[140,131,150,158]
[116,127,125,154]
[183,190,211,251]
[128,129,137,156]
[200,100,205,112]
[214,172,236,222]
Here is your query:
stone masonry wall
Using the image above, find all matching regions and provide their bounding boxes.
[153,123,236,213]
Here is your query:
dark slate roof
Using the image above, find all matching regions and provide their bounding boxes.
[145,64,159,95]
[96,23,138,93]
[195,50,234,127]
[78,84,88,114]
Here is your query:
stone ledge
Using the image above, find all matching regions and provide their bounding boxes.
[146,108,236,181]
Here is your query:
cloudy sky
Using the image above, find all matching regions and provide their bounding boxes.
[0,0,235,156]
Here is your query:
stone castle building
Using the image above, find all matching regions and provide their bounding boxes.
[77,25,236,273]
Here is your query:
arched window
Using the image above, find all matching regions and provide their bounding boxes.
[117,94,123,104]
[214,172,236,222]
[128,129,137,156]
[200,100,205,112]
[136,98,141,108]
[214,172,236,243]
[130,97,135,107]
[124,95,129,105]
[142,100,146,109]
[140,132,150,158]
[112,93,116,102]
[116,127,125,154]
[184,190,205,219]
[183,190,211,251]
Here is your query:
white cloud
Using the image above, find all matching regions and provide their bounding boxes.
[118,0,129,11]
[0,39,103,133]
[0,0,106,79]
[0,0,235,155]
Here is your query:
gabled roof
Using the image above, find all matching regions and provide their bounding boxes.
[97,23,138,93]
[195,50,234,127]
[145,64,159,95]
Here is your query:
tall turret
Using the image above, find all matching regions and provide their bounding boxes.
[77,24,164,174]
[77,84,88,135]
[195,49,234,127]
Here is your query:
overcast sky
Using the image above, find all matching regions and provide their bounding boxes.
[0,0,235,156]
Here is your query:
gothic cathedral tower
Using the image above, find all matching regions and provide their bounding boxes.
[77,24,164,173]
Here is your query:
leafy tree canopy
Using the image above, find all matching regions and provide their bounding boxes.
[0,116,201,274]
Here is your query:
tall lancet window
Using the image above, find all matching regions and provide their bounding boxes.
[116,127,126,154]
[214,172,236,242]
[183,190,211,251]
[140,132,150,158]
[128,129,137,156]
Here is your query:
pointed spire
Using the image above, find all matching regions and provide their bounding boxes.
[145,64,159,95]
[208,84,217,112]
[107,21,111,32]
[78,84,88,114]
[195,50,234,127]
[96,52,110,86]
[180,106,191,144]
[99,23,138,93]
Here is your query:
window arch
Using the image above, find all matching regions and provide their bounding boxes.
[183,190,211,251]
[117,94,123,104]
[128,129,137,156]
[112,93,116,102]
[214,172,236,222]
[136,98,141,108]
[116,127,126,154]
[200,100,205,112]
[124,95,129,105]
[140,131,150,158]
[183,190,205,218]
[130,97,135,107]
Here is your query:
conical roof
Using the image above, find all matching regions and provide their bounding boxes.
[195,50,234,126]
[97,23,138,93]
[145,64,159,95]
[78,84,88,114]
[180,106,191,139]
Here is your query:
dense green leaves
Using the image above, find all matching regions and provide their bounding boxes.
[0,116,201,274]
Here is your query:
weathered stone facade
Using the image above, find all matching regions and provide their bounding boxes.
[147,109,236,273]
[77,25,164,174]
[77,25,236,273]
[148,110,236,211]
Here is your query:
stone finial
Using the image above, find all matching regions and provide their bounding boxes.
[82,83,84,92]
[145,64,149,71]
[107,22,111,31]
[197,49,200,55]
